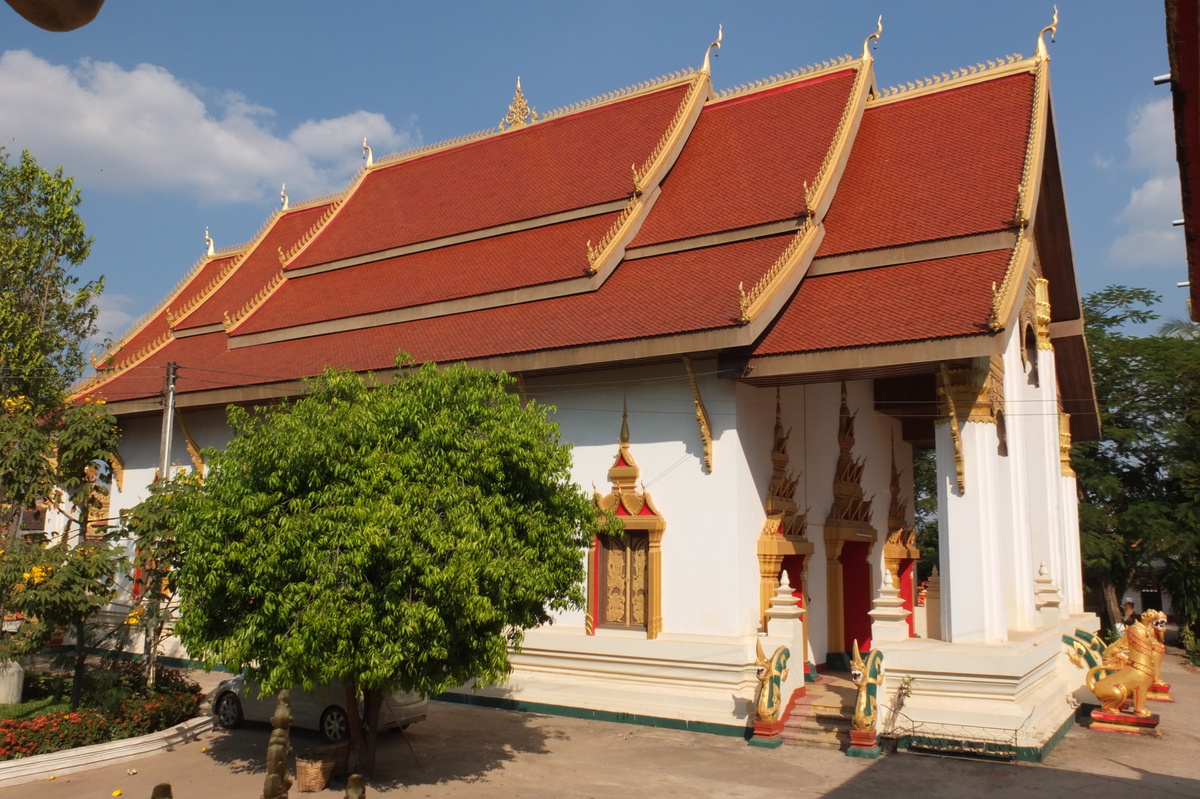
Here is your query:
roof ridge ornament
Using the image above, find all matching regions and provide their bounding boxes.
[701,24,722,75]
[362,137,373,167]
[1036,6,1058,61]
[862,15,882,61]
[205,227,214,256]
[499,77,539,130]
[280,184,288,211]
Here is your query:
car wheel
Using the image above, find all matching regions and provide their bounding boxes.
[320,706,350,743]
[214,692,244,729]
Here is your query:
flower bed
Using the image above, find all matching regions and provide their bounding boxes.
[0,666,202,761]
[0,691,199,760]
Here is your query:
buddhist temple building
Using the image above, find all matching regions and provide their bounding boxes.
[74,18,1100,757]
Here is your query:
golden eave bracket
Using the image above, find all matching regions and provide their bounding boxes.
[682,356,713,472]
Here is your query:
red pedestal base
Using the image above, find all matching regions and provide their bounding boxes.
[1089,708,1161,737]
[848,729,878,748]
[748,718,785,748]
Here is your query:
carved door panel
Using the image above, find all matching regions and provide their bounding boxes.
[599,532,648,630]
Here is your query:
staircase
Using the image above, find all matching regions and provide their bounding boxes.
[780,673,857,750]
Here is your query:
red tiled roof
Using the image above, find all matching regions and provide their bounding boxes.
[751,248,1012,356]
[288,84,692,270]
[236,211,622,335]
[96,253,238,368]
[172,204,333,331]
[817,72,1034,257]
[85,235,795,403]
[633,71,857,246]
[80,63,1050,408]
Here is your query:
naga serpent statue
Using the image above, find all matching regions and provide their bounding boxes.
[754,638,790,722]
[1086,609,1166,717]
[849,641,885,732]
[262,690,294,799]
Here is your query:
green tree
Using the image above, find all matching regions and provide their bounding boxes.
[0,148,103,541]
[0,148,101,414]
[174,359,602,771]
[1072,287,1200,629]
[120,473,194,689]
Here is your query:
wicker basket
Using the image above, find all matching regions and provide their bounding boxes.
[295,755,334,793]
[316,741,351,777]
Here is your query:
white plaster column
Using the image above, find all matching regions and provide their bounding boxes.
[1001,338,1040,633]
[934,412,1008,643]
[1058,419,1086,614]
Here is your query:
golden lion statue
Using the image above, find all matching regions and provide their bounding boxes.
[1086,609,1166,717]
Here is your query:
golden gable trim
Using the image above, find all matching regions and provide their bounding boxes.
[712,54,854,102]
[872,54,1028,104]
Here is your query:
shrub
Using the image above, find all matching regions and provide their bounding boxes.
[107,690,201,741]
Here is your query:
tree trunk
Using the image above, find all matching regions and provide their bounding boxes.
[1099,575,1123,633]
[69,620,87,711]
[362,688,384,774]
[345,683,367,773]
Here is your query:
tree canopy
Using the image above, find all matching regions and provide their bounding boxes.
[0,148,100,415]
[174,360,603,767]
[1072,286,1200,632]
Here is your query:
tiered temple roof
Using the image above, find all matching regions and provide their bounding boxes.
[76,26,1099,440]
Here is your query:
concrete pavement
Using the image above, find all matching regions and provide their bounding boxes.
[2,646,1197,798]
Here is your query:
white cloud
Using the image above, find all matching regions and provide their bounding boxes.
[1109,97,1185,269]
[0,50,419,204]
[88,292,136,354]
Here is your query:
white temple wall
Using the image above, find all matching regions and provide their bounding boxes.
[531,361,750,638]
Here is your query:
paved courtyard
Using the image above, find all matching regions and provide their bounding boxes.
[1,647,1196,798]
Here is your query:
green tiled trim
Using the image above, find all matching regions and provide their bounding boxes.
[1016,712,1074,763]
[434,692,751,740]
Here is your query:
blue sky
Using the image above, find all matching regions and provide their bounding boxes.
[0,1,1185,344]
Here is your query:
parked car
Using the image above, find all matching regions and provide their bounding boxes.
[212,674,427,742]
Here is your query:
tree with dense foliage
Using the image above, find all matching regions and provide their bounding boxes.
[0,148,100,414]
[120,473,194,689]
[174,359,603,771]
[1072,287,1200,631]
[0,148,103,541]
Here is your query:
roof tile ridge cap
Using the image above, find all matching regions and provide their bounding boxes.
[168,208,285,329]
[278,170,367,269]
[803,55,874,221]
[584,72,709,276]
[873,53,1029,101]
[1014,50,1051,229]
[74,328,175,400]
[222,268,287,334]
[541,67,697,121]
[737,218,821,325]
[90,247,236,369]
[989,229,1033,331]
[373,127,503,170]
[712,54,854,101]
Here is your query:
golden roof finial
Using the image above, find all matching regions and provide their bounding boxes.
[280,183,288,210]
[362,137,373,167]
[702,24,723,74]
[204,227,214,256]
[1036,5,1058,61]
[620,397,630,445]
[862,15,882,60]
[500,77,538,130]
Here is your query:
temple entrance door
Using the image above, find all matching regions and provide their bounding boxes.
[840,542,873,653]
